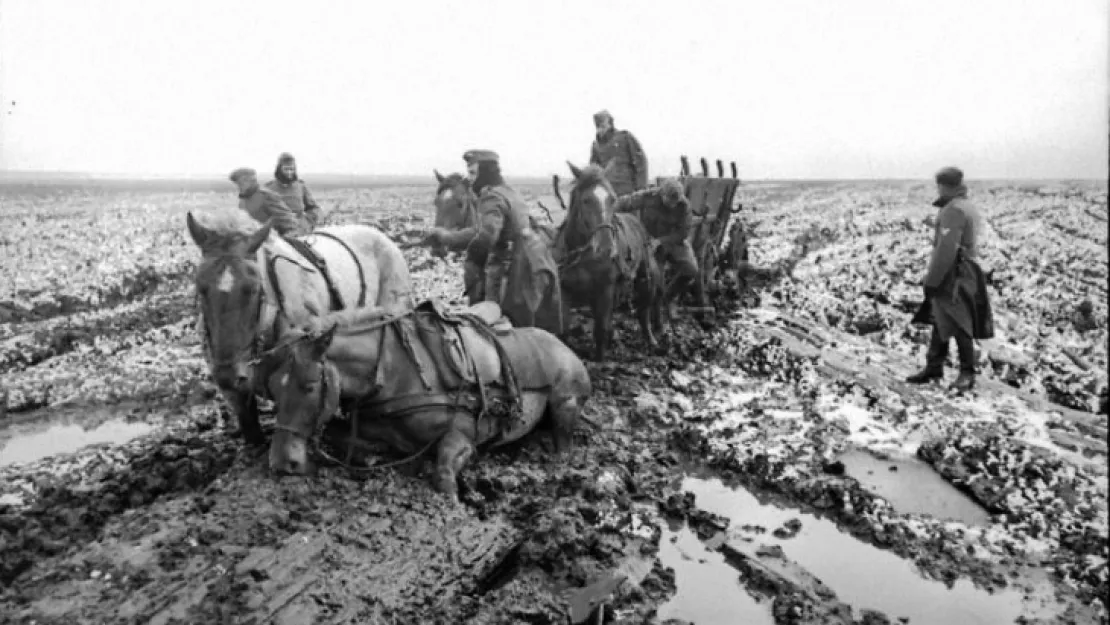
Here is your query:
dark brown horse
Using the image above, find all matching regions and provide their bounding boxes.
[264,302,591,500]
[554,162,663,361]
[429,170,479,256]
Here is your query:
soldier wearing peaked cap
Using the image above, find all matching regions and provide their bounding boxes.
[454,150,565,335]
[907,166,994,393]
[228,167,312,238]
[264,152,323,229]
[589,110,648,197]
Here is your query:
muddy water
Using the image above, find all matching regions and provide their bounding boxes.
[0,415,156,467]
[681,476,1063,625]
[655,518,775,625]
[838,448,992,526]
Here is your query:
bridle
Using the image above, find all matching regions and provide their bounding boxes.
[559,183,619,270]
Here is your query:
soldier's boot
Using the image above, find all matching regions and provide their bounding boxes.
[907,327,947,384]
[949,371,976,393]
[949,332,977,393]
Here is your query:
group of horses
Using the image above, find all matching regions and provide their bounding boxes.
[187,162,669,498]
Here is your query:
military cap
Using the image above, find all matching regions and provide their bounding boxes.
[228,167,257,183]
[934,166,964,187]
[463,149,499,164]
[593,109,613,124]
[659,178,686,205]
[277,152,296,165]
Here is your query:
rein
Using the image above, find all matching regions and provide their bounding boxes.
[272,344,437,474]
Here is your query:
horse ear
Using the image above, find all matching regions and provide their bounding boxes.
[567,161,583,180]
[434,169,446,184]
[246,223,272,254]
[186,212,209,247]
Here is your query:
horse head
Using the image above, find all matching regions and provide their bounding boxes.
[564,161,618,255]
[432,170,478,230]
[187,211,273,392]
[267,323,342,476]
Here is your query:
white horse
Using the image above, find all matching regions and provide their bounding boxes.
[186,210,414,443]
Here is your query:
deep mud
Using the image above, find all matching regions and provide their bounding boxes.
[1,180,1106,624]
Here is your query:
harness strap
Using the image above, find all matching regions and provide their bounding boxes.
[312,231,369,308]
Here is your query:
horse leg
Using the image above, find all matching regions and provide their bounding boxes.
[548,393,581,454]
[591,284,615,361]
[633,267,659,352]
[222,387,263,445]
[433,425,476,502]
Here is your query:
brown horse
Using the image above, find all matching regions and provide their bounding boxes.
[554,162,664,361]
[187,210,414,444]
[264,302,591,500]
[429,170,479,256]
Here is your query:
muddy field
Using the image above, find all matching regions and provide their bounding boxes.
[1,178,1106,625]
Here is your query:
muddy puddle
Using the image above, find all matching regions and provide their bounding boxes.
[655,518,775,625]
[673,475,1063,625]
[837,447,992,526]
[0,406,157,467]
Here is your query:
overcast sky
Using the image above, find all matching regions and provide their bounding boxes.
[1,0,1106,180]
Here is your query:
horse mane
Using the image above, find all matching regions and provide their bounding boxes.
[435,173,470,197]
[191,209,269,252]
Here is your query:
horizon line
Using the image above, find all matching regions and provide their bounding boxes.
[1,169,1106,184]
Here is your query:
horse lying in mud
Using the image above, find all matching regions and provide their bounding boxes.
[186,210,414,444]
[554,162,665,361]
[263,301,592,499]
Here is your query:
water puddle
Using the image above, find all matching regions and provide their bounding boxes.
[655,518,775,625]
[677,475,1063,625]
[0,414,156,467]
[838,448,992,526]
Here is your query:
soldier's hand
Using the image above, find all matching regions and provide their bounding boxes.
[422,228,444,245]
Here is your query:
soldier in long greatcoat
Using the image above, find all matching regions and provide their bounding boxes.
[614,178,698,316]
[432,150,563,334]
[264,152,323,228]
[906,166,994,392]
[589,110,649,197]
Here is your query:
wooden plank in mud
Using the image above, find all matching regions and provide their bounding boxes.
[717,539,855,624]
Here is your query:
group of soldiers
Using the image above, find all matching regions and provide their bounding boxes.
[421,109,699,318]
[225,112,993,393]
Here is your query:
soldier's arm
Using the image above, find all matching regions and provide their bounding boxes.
[302,184,323,227]
[589,141,601,167]
[613,191,642,213]
[259,191,302,236]
[466,198,505,259]
[924,206,967,287]
[626,132,649,190]
[437,225,478,247]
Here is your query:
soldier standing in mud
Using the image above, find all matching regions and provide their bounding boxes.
[228,167,313,238]
[906,166,994,392]
[438,150,562,332]
[264,152,323,229]
[589,110,649,197]
[614,179,698,317]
